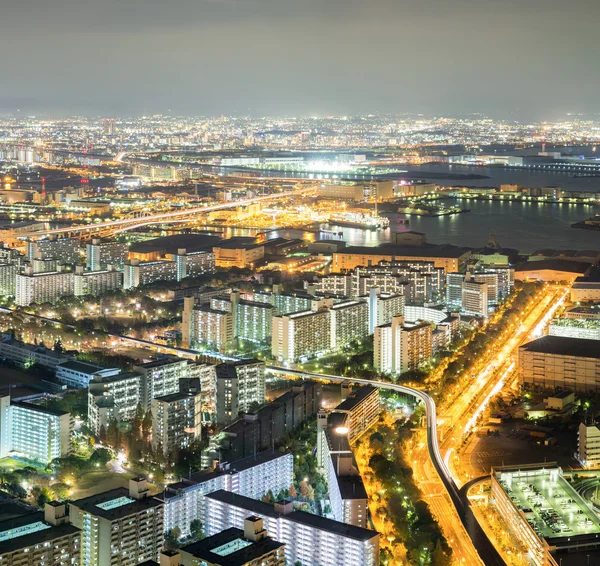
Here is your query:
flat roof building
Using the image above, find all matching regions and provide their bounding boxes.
[519,336,600,392]
[203,491,379,566]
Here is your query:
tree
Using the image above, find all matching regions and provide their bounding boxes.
[142,410,153,437]
[53,338,64,353]
[288,484,298,498]
[90,448,112,468]
[50,482,70,500]
[190,519,204,542]
[164,527,181,550]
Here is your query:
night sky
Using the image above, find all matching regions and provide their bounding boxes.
[2,0,599,118]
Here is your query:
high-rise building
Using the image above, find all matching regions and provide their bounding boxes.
[163,451,294,539]
[367,288,405,333]
[123,259,177,289]
[27,236,80,265]
[70,478,165,566]
[210,292,274,344]
[0,263,18,295]
[73,266,122,296]
[271,309,331,363]
[461,278,488,317]
[203,492,379,566]
[0,503,80,566]
[215,360,266,424]
[578,422,600,467]
[0,397,72,464]
[88,373,142,435]
[374,315,432,374]
[152,388,202,457]
[86,239,128,271]
[16,267,74,306]
[179,516,285,566]
[133,357,189,409]
[183,303,234,352]
[173,249,215,281]
[329,300,369,350]
[445,272,464,310]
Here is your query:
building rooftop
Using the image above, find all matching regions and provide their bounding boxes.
[71,488,163,521]
[334,385,378,413]
[520,336,600,359]
[337,244,470,259]
[56,359,105,374]
[493,465,600,541]
[134,356,185,370]
[0,512,79,555]
[181,526,284,566]
[165,451,292,497]
[205,491,378,541]
[515,260,591,275]
[11,401,69,418]
[129,234,221,255]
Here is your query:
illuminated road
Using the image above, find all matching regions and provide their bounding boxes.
[17,186,315,239]
[266,365,499,566]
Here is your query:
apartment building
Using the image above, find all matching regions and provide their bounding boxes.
[329,300,369,350]
[133,357,189,409]
[0,263,18,295]
[152,389,202,457]
[367,288,405,333]
[374,315,432,374]
[182,300,234,352]
[88,372,142,435]
[73,266,123,296]
[215,360,266,424]
[179,516,285,566]
[173,249,215,281]
[123,259,177,289]
[271,309,331,363]
[461,279,488,317]
[203,492,379,566]
[16,268,74,306]
[27,236,80,265]
[86,239,128,270]
[70,478,164,566]
[163,451,293,539]
[578,422,600,467]
[0,504,80,566]
[0,396,72,465]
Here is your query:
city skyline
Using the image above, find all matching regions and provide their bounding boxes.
[1,0,599,118]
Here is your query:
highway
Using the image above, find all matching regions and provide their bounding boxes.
[16,186,316,239]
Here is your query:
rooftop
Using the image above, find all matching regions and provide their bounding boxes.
[56,359,105,374]
[335,385,378,413]
[0,512,79,555]
[515,259,591,275]
[493,466,600,541]
[205,491,378,541]
[337,244,470,259]
[520,336,600,359]
[12,401,69,417]
[181,526,284,566]
[71,488,163,521]
[129,234,221,254]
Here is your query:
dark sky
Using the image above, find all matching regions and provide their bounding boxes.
[2,0,599,118]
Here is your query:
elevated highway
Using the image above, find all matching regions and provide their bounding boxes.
[16,187,315,240]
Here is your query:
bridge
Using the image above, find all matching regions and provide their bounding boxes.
[16,187,315,241]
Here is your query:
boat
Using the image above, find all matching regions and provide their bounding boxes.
[327,212,390,230]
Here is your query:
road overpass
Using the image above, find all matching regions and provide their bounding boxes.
[16,187,315,240]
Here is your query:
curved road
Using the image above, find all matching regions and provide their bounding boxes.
[267,365,504,566]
